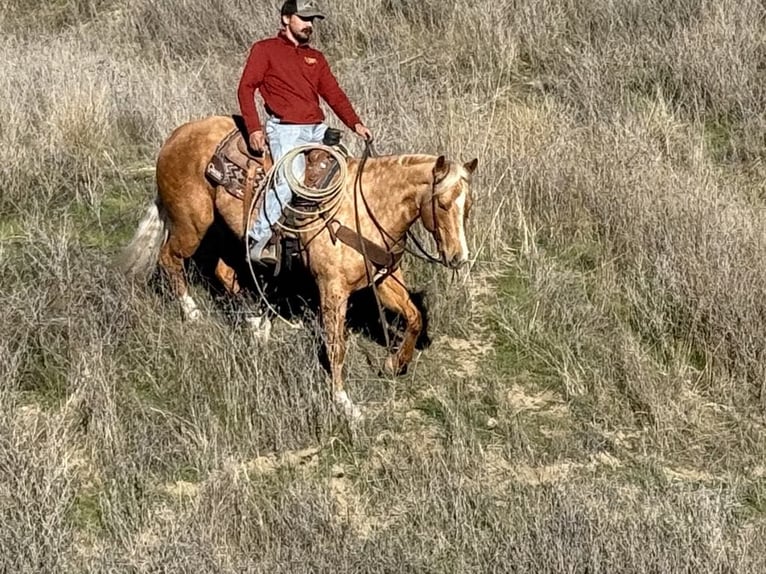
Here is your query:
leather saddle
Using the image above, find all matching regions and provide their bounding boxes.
[205,115,271,200]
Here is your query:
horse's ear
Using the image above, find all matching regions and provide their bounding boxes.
[433,155,449,183]
[464,158,478,174]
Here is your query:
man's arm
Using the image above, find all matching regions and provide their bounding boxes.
[237,42,268,136]
[316,55,365,132]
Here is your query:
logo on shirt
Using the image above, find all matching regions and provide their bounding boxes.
[304,56,317,65]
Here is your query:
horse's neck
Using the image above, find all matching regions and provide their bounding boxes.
[350,155,434,241]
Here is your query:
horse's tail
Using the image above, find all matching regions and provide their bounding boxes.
[118,196,168,281]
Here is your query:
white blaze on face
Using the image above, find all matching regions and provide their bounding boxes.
[455,187,469,261]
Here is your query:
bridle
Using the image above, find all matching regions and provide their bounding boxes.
[406,178,448,267]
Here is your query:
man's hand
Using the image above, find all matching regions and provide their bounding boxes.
[249,130,266,152]
[354,123,373,142]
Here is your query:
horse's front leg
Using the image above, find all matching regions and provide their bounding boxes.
[319,282,359,419]
[377,270,422,376]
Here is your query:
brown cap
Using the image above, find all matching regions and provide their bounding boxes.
[281,0,326,20]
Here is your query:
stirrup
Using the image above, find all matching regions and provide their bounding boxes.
[248,238,278,267]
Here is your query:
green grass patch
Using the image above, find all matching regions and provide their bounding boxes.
[69,174,151,250]
[68,484,105,535]
[17,331,71,408]
[414,395,449,426]
[0,215,25,241]
[491,266,557,386]
[738,478,766,519]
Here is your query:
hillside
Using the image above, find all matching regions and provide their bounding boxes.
[2,0,766,571]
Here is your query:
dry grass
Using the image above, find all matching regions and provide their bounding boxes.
[2,0,766,571]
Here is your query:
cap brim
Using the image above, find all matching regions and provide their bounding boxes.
[296,10,325,19]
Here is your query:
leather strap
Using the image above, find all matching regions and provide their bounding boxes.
[331,220,402,271]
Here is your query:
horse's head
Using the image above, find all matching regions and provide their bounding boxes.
[419,155,479,269]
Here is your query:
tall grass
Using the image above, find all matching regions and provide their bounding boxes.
[2,0,766,571]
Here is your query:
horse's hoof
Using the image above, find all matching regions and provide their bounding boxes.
[335,391,362,420]
[246,315,272,341]
[383,355,408,377]
[184,308,202,322]
[181,295,202,322]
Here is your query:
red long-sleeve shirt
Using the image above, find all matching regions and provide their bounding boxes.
[237,31,362,135]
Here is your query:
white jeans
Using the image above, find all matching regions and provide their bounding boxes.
[248,118,327,244]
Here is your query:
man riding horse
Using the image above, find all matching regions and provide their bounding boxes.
[238,0,373,265]
[121,0,478,418]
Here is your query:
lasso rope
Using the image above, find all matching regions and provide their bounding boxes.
[244,144,348,327]
[249,144,348,234]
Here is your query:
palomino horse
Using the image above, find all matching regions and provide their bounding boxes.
[121,115,478,417]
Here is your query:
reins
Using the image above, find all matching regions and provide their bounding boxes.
[405,229,444,265]
[351,152,445,266]
[352,152,446,267]
[353,139,393,350]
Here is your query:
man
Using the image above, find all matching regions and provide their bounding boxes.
[238,0,373,265]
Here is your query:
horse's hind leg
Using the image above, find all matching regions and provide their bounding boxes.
[214,258,241,296]
[214,257,270,336]
[158,197,214,321]
[376,271,422,376]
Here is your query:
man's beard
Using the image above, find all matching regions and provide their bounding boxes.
[293,25,313,44]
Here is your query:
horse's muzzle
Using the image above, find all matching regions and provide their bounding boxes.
[446,254,468,269]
